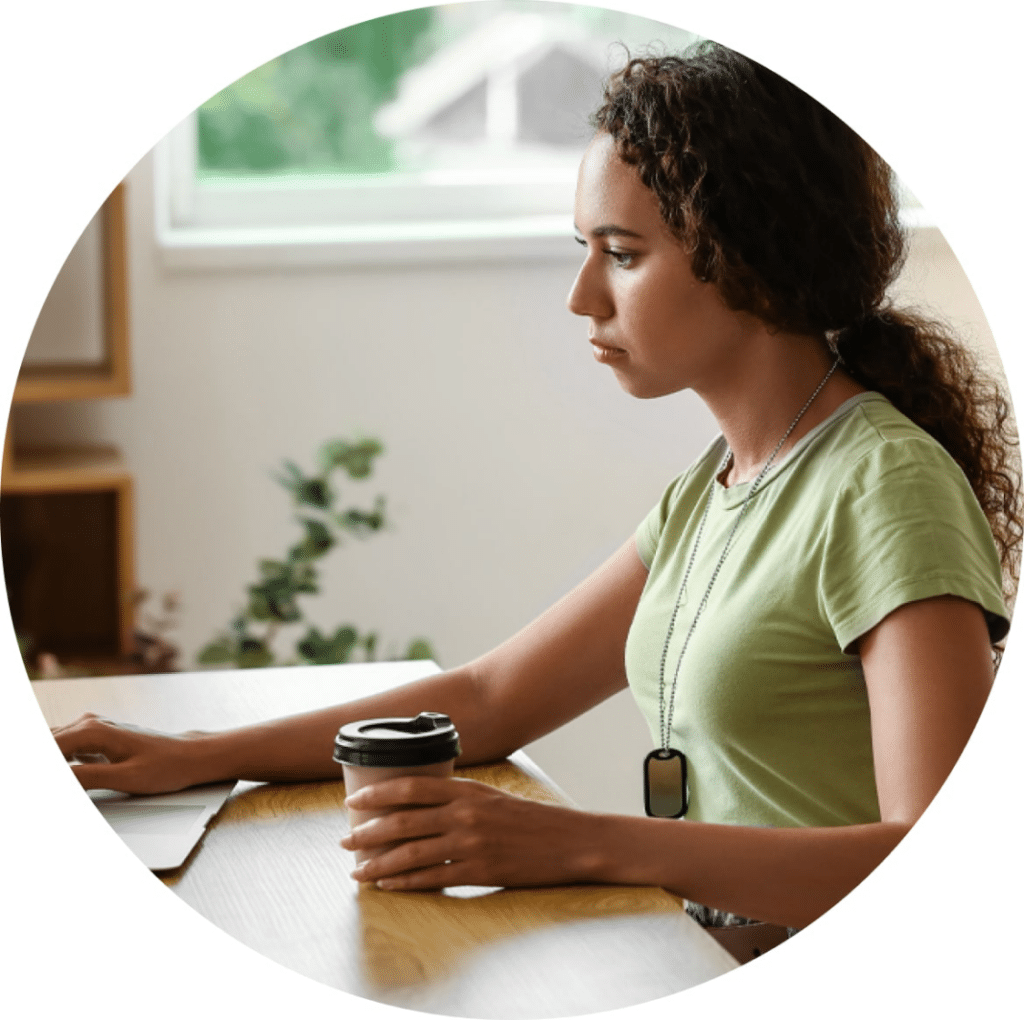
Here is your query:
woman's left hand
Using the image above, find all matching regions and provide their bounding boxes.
[341,776,606,890]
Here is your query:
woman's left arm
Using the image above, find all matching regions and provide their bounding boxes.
[856,594,994,825]
[342,596,995,929]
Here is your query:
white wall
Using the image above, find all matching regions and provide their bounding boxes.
[11,152,1006,817]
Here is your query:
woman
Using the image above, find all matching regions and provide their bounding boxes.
[53,42,1019,937]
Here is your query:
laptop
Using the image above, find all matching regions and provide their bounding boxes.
[87,781,238,871]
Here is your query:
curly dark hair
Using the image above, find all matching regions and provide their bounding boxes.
[593,41,1022,621]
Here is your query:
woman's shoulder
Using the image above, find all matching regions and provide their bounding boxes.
[651,390,976,526]
[641,434,727,517]
[812,393,1009,649]
[805,391,968,490]
[634,436,728,568]
[666,433,729,496]
[843,390,937,443]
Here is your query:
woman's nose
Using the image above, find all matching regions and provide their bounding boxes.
[566,258,610,320]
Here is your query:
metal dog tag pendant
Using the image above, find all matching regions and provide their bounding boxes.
[644,748,688,818]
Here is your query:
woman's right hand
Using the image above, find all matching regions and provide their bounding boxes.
[50,713,212,794]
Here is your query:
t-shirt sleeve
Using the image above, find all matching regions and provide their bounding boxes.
[820,437,1010,652]
[635,470,692,570]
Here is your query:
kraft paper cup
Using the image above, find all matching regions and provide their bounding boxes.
[334,712,460,866]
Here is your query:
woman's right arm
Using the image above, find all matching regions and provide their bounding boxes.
[52,537,649,794]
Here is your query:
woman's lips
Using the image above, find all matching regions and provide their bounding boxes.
[590,339,626,362]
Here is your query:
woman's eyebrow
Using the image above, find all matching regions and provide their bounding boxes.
[573,223,645,240]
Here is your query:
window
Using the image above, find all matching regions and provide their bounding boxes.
[154,2,928,267]
[154,2,699,266]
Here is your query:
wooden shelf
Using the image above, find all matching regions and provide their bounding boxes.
[5,180,137,667]
[2,445,130,494]
[13,364,130,403]
[2,444,136,657]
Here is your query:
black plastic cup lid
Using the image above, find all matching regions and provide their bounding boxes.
[333,712,461,768]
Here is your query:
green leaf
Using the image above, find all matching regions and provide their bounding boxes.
[291,561,319,594]
[278,596,303,623]
[295,477,333,510]
[237,638,274,669]
[329,626,359,661]
[290,518,336,560]
[257,558,318,595]
[296,626,328,663]
[275,457,333,509]
[335,496,386,535]
[198,638,236,664]
[258,559,290,581]
[273,461,308,501]
[319,439,351,474]
[246,588,275,622]
[247,577,302,623]
[322,437,384,479]
[296,626,344,663]
[404,638,436,662]
[297,625,359,665]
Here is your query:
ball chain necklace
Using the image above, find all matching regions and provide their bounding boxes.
[643,357,841,818]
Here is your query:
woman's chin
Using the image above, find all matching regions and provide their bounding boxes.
[613,371,683,401]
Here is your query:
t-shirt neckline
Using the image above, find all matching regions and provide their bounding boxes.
[714,391,885,509]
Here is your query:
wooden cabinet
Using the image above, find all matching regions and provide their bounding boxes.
[2,184,136,671]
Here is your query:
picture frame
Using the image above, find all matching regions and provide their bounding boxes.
[13,183,131,403]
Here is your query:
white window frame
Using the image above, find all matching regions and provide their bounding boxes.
[154,113,583,270]
[154,112,934,271]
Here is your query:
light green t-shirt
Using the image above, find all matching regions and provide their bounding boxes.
[626,392,1009,828]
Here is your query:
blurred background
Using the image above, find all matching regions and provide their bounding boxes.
[3,1,1009,817]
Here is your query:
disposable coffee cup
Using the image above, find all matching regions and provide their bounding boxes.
[333,711,461,865]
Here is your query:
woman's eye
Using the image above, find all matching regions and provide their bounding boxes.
[573,237,635,268]
[605,249,635,268]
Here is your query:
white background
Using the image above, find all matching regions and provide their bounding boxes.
[3,1,1021,1017]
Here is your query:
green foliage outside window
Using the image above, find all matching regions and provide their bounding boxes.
[198,437,435,669]
[195,3,699,179]
[197,8,436,175]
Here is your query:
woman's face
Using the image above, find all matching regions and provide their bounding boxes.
[568,133,754,400]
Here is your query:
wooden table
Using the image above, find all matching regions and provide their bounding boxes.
[34,661,737,1018]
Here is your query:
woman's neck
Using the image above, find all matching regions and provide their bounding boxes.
[699,332,866,487]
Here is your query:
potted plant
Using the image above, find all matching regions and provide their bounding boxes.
[198,437,434,669]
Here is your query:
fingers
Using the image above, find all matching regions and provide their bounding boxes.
[374,862,473,891]
[342,777,494,885]
[344,775,482,812]
[52,715,128,764]
[343,777,513,888]
[342,787,593,893]
[49,716,129,790]
[349,831,470,888]
[50,711,100,734]
[70,761,123,791]
[344,789,504,888]
[50,712,101,745]
[48,714,193,794]
[342,805,447,853]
